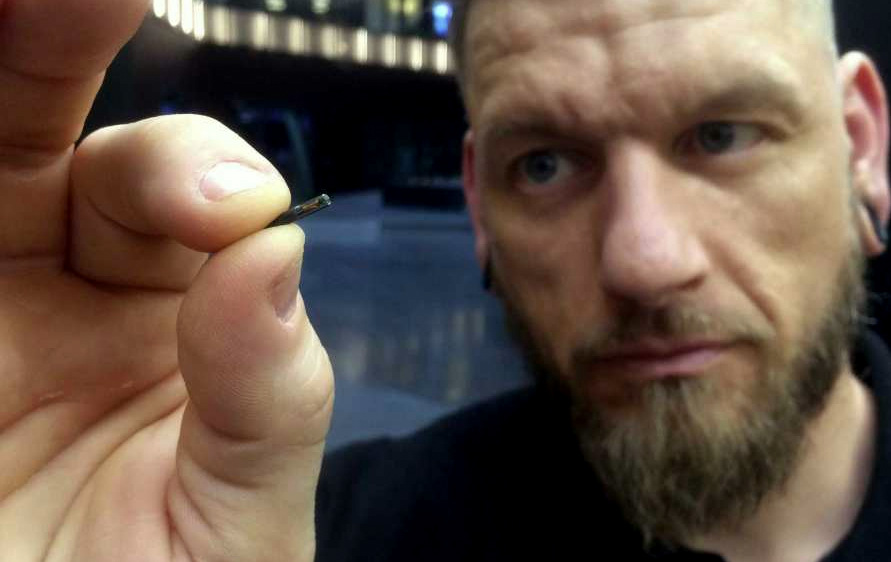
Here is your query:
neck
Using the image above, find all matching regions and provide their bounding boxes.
[689,368,877,562]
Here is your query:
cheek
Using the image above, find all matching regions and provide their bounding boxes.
[712,145,854,362]
[489,201,603,377]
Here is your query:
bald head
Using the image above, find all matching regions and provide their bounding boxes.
[799,0,839,55]
[450,0,839,101]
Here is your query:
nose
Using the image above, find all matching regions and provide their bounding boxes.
[598,142,710,305]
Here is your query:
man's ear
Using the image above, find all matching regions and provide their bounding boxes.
[463,130,490,269]
[840,52,890,256]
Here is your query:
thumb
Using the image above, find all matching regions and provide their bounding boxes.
[172,224,333,561]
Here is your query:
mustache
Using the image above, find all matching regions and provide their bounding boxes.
[570,303,770,368]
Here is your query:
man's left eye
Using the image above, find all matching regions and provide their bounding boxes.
[688,122,764,155]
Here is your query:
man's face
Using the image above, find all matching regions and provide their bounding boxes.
[463,0,871,545]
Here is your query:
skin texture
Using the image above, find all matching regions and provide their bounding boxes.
[461,0,889,559]
[451,0,839,99]
[0,1,333,560]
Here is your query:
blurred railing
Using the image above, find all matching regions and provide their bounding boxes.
[152,0,455,75]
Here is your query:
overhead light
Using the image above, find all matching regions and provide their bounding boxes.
[433,41,450,74]
[320,26,337,57]
[167,0,181,27]
[352,28,369,63]
[286,19,308,54]
[250,12,270,49]
[382,33,398,67]
[311,0,330,15]
[404,0,420,17]
[432,1,453,37]
[181,0,194,34]
[193,0,206,40]
[265,0,287,12]
[156,0,457,75]
[432,1,452,18]
[209,4,230,44]
[409,38,424,70]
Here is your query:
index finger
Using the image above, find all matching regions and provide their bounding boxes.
[0,0,149,262]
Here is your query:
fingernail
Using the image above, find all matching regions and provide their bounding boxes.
[200,162,269,201]
[272,262,301,323]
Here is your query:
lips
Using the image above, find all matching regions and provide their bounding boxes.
[589,340,732,381]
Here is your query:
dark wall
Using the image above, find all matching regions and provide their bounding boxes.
[835,0,891,80]
[84,17,197,136]
[175,39,466,195]
[84,16,467,198]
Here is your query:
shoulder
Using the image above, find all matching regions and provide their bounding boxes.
[314,387,552,560]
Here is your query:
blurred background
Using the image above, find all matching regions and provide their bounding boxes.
[83,0,891,451]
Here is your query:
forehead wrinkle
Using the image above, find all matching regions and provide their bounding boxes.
[605,20,813,126]
[465,0,832,112]
[474,41,627,145]
[464,0,822,64]
[470,0,831,131]
[468,0,727,81]
[466,0,741,117]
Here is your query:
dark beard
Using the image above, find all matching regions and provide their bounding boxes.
[497,245,867,549]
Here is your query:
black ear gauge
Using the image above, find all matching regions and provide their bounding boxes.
[865,204,889,246]
[482,258,493,291]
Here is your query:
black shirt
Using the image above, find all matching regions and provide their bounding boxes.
[316,332,891,561]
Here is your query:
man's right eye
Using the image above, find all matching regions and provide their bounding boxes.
[515,150,575,189]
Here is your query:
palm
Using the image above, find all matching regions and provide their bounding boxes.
[0,269,178,553]
[0,2,332,560]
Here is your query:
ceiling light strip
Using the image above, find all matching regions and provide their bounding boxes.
[158,1,453,75]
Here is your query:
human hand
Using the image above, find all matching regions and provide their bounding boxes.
[0,1,333,560]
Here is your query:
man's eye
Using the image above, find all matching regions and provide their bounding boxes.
[517,150,573,187]
[688,122,764,155]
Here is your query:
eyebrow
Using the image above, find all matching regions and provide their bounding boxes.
[482,120,566,147]
[479,69,808,147]
[479,109,591,153]
[690,71,808,124]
